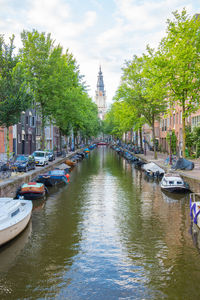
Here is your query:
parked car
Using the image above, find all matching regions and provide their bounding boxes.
[32,151,49,166]
[46,151,55,162]
[12,155,35,172]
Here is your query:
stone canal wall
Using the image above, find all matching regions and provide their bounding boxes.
[0,153,75,198]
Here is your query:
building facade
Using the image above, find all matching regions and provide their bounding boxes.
[14,109,37,155]
[95,66,107,120]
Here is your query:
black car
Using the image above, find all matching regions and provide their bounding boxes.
[12,155,36,172]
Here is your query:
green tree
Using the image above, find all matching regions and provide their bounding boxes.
[0,35,32,159]
[20,30,55,150]
[44,47,99,146]
[114,52,167,158]
[158,9,200,157]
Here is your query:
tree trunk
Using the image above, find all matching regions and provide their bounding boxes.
[6,127,10,162]
[74,134,77,150]
[182,105,186,158]
[131,128,133,143]
[40,106,45,151]
[139,128,143,150]
[135,131,138,146]
[152,118,157,159]
[59,129,62,152]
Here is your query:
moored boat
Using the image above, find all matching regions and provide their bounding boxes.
[142,162,165,179]
[16,182,47,200]
[0,198,32,246]
[83,148,90,153]
[160,173,190,193]
[37,169,69,187]
[65,159,76,167]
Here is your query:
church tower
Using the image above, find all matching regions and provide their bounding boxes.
[95,66,107,120]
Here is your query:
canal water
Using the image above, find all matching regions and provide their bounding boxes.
[0,147,200,299]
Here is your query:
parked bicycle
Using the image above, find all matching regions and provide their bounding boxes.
[0,158,17,180]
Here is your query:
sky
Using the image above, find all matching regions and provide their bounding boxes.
[0,0,199,107]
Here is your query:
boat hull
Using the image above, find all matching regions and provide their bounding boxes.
[161,186,190,193]
[0,207,32,246]
[20,192,46,200]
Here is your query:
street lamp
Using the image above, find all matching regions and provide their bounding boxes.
[169,129,172,165]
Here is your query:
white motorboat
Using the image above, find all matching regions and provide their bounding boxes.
[142,162,165,179]
[160,173,190,193]
[190,193,200,229]
[0,198,32,246]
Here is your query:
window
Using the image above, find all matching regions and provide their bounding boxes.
[26,116,29,125]
[31,116,35,127]
[167,118,169,127]
[21,114,25,130]
[173,114,175,127]
[11,208,20,217]
[164,119,167,131]
[36,126,41,136]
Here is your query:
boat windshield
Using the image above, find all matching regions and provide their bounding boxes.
[11,208,20,217]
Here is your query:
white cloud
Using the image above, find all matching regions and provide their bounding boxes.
[27,0,96,38]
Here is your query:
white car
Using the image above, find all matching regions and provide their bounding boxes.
[32,151,49,166]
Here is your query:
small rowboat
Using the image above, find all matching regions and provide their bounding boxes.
[16,182,47,200]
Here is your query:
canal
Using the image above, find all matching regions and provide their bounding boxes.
[0,147,200,299]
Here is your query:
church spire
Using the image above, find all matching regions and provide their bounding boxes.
[96,65,105,96]
[95,66,107,120]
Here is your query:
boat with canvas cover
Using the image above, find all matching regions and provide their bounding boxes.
[142,162,165,179]
[37,169,69,187]
[0,198,32,246]
[65,159,76,167]
[16,182,47,200]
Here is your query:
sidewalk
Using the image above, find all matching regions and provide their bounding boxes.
[137,150,200,184]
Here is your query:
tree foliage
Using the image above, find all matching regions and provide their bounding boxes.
[0,35,32,158]
[20,30,55,150]
[158,9,200,157]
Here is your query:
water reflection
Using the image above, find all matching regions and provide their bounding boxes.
[190,222,200,252]
[0,222,32,273]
